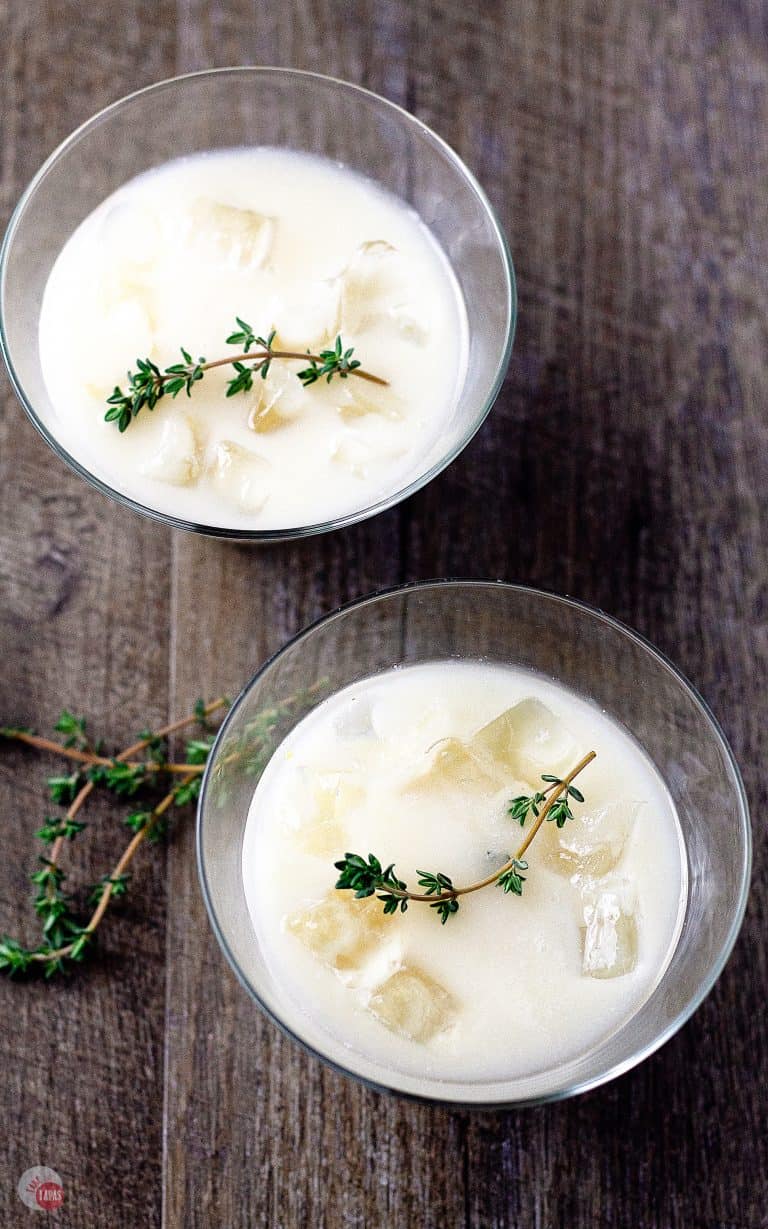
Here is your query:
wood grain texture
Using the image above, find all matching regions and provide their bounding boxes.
[0,0,766,1225]
[0,3,177,1226]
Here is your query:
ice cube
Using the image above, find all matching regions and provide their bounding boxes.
[87,297,156,391]
[545,800,641,876]
[368,964,456,1042]
[337,241,427,343]
[464,703,577,785]
[323,775,365,817]
[339,240,418,336]
[339,239,396,333]
[297,817,343,859]
[296,772,365,858]
[187,197,274,269]
[387,303,429,346]
[208,441,270,513]
[580,877,638,978]
[95,263,157,334]
[94,203,160,329]
[336,384,404,424]
[402,703,579,798]
[140,413,202,487]
[330,428,406,478]
[285,890,386,971]
[333,695,374,739]
[470,707,520,773]
[272,280,341,351]
[247,365,307,434]
[404,736,501,794]
[331,434,372,478]
[505,698,581,776]
[247,402,285,435]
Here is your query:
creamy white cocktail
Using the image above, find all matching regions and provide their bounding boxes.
[242,661,686,1085]
[38,149,467,529]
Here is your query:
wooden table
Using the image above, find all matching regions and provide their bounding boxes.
[1,2,765,1225]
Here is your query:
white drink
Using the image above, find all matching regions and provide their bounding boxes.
[242,661,686,1084]
[38,149,468,529]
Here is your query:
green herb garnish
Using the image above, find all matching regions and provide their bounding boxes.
[0,699,228,977]
[508,773,585,829]
[105,318,387,433]
[334,751,596,924]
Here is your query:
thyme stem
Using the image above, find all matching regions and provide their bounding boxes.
[199,348,388,387]
[4,731,202,775]
[46,779,92,905]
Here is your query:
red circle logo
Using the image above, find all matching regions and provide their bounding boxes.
[36,1181,64,1210]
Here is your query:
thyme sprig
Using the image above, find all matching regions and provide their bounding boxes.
[334,751,596,924]
[2,726,206,777]
[105,317,387,433]
[0,699,228,977]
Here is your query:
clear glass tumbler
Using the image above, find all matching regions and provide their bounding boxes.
[197,581,751,1106]
[0,68,516,540]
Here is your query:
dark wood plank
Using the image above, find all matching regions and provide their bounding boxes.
[0,2,176,1226]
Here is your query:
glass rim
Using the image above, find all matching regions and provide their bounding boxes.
[0,66,517,542]
[196,578,752,1107]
